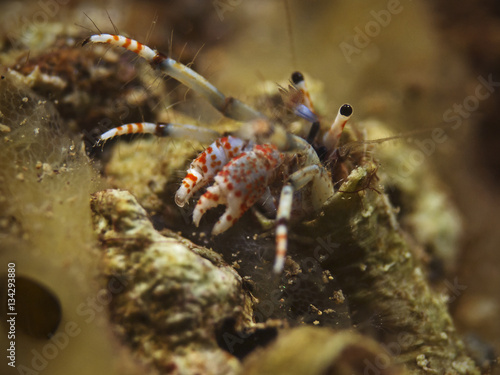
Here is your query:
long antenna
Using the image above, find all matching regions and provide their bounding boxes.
[106,9,119,35]
[145,12,158,46]
[83,12,102,34]
[283,0,297,69]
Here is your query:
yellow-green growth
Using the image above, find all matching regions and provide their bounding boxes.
[0,71,138,375]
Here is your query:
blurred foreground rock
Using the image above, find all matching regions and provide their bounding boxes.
[91,189,255,375]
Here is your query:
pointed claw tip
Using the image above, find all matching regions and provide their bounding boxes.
[175,193,185,207]
[211,223,222,236]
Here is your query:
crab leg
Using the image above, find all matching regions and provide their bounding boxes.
[274,185,293,273]
[99,122,220,144]
[83,34,263,122]
[273,163,334,273]
[97,123,247,208]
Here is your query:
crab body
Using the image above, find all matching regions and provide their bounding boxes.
[191,140,285,235]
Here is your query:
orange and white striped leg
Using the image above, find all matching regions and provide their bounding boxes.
[273,164,334,273]
[274,185,293,273]
[99,122,220,144]
[83,34,263,122]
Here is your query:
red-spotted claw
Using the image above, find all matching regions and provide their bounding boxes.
[190,143,284,235]
[175,136,247,207]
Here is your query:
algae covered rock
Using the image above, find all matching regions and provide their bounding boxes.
[296,162,480,374]
[91,189,256,374]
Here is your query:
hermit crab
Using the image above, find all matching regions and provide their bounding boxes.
[84,33,354,273]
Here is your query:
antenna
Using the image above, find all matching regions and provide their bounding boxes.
[283,0,297,69]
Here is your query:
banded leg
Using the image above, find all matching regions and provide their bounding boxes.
[273,164,334,273]
[274,185,293,273]
[99,122,220,144]
[96,122,247,207]
[83,34,263,122]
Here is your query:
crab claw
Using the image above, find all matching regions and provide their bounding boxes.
[192,184,236,235]
[175,136,247,207]
[175,169,204,207]
[192,144,284,235]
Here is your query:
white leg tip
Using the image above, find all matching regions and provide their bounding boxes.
[273,257,285,274]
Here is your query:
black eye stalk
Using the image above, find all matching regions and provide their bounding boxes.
[340,104,353,117]
[291,71,304,85]
[289,71,320,144]
[307,121,321,145]
[289,72,353,148]
[321,103,353,150]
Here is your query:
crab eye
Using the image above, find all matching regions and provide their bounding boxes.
[291,71,304,85]
[340,104,353,117]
